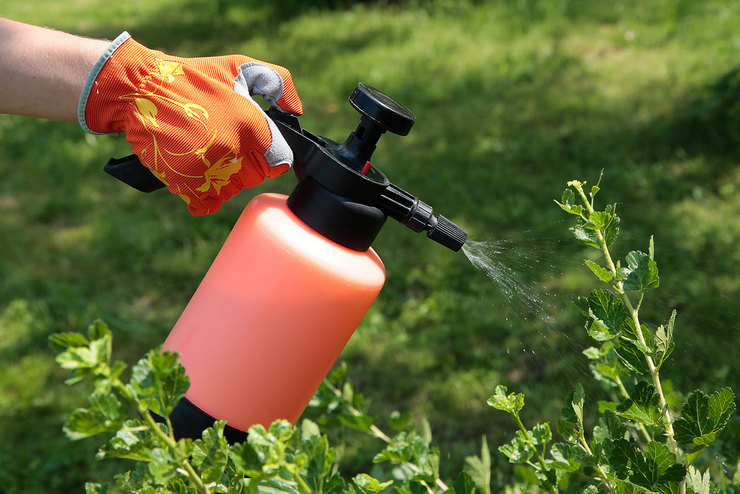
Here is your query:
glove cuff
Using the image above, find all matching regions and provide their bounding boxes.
[77,31,131,134]
[77,32,163,135]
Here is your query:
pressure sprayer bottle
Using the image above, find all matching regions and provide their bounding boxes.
[103,83,467,442]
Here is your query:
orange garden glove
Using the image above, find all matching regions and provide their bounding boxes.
[78,32,303,215]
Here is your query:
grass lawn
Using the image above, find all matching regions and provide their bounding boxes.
[0,0,738,490]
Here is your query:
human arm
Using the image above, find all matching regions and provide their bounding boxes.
[0,17,109,121]
[0,18,303,214]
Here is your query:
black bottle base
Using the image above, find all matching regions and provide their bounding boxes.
[156,397,248,444]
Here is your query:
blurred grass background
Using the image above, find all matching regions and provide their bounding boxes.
[0,0,738,490]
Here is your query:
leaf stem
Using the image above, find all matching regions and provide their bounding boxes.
[577,434,616,494]
[513,414,556,493]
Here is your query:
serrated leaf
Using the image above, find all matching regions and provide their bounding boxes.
[570,295,590,317]
[549,442,593,472]
[654,310,676,369]
[555,199,584,216]
[621,251,660,292]
[608,439,686,489]
[499,434,534,463]
[685,466,711,494]
[585,289,627,341]
[585,260,613,283]
[531,423,552,446]
[50,332,90,349]
[557,418,579,444]
[452,472,477,494]
[64,391,125,440]
[127,349,189,418]
[674,388,736,452]
[616,382,663,426]
[352,473,393,493]
[191,422,229,483]
[560,384,585,431]
[571,221,601,249]
[602,204,621,246]
[588,211,613,231]
[487,385,525,416]
[463,435,491,490]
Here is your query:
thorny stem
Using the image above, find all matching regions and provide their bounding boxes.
[573,184,677,452]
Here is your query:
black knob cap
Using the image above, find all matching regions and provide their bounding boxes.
[349,83,415,136]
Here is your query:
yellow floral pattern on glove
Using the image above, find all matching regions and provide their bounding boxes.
[121,58,242,202]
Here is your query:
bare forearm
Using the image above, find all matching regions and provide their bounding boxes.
[0,18,109,122]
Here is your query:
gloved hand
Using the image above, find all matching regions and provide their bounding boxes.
[78,32,302,215]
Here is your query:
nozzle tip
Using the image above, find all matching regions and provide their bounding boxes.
[427,215,467,252]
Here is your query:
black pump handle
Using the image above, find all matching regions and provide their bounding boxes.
[103,154,166,193]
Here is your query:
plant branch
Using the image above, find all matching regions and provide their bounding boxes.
[577,434,616,494]
[573,183,677,452]
[114,381,210,494]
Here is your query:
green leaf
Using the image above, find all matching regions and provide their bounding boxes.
[570,295,591,317]
[463,435,491,491]
[191,422,229,483]
[337,413,374,433]
[614,319,651,375]
[601,204,621,247]
[616,382,663,426]
[571,220,601,249]
[99,419,164,462]
[531,423,552,446]
[654,310,676,369]
[549,442,593,472]
[608,439,686,489]
[674,388,736,452]
[555,189,584,216]
[558,385,585,445]
[499,433,534,463]
[84,483,109,494]
[585,289,627,341]
[621,251,660,292]
[352,474,393,493]
[127,348,189,418]
[487,385,525,416]
[585,260,613,283]
[452,472,477,494]
[685,466,711,494]
[50,332,90,349]
[63,390,125,440]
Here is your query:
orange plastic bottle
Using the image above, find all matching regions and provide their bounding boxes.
[163,193,385,438]
[155,84,466,441]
